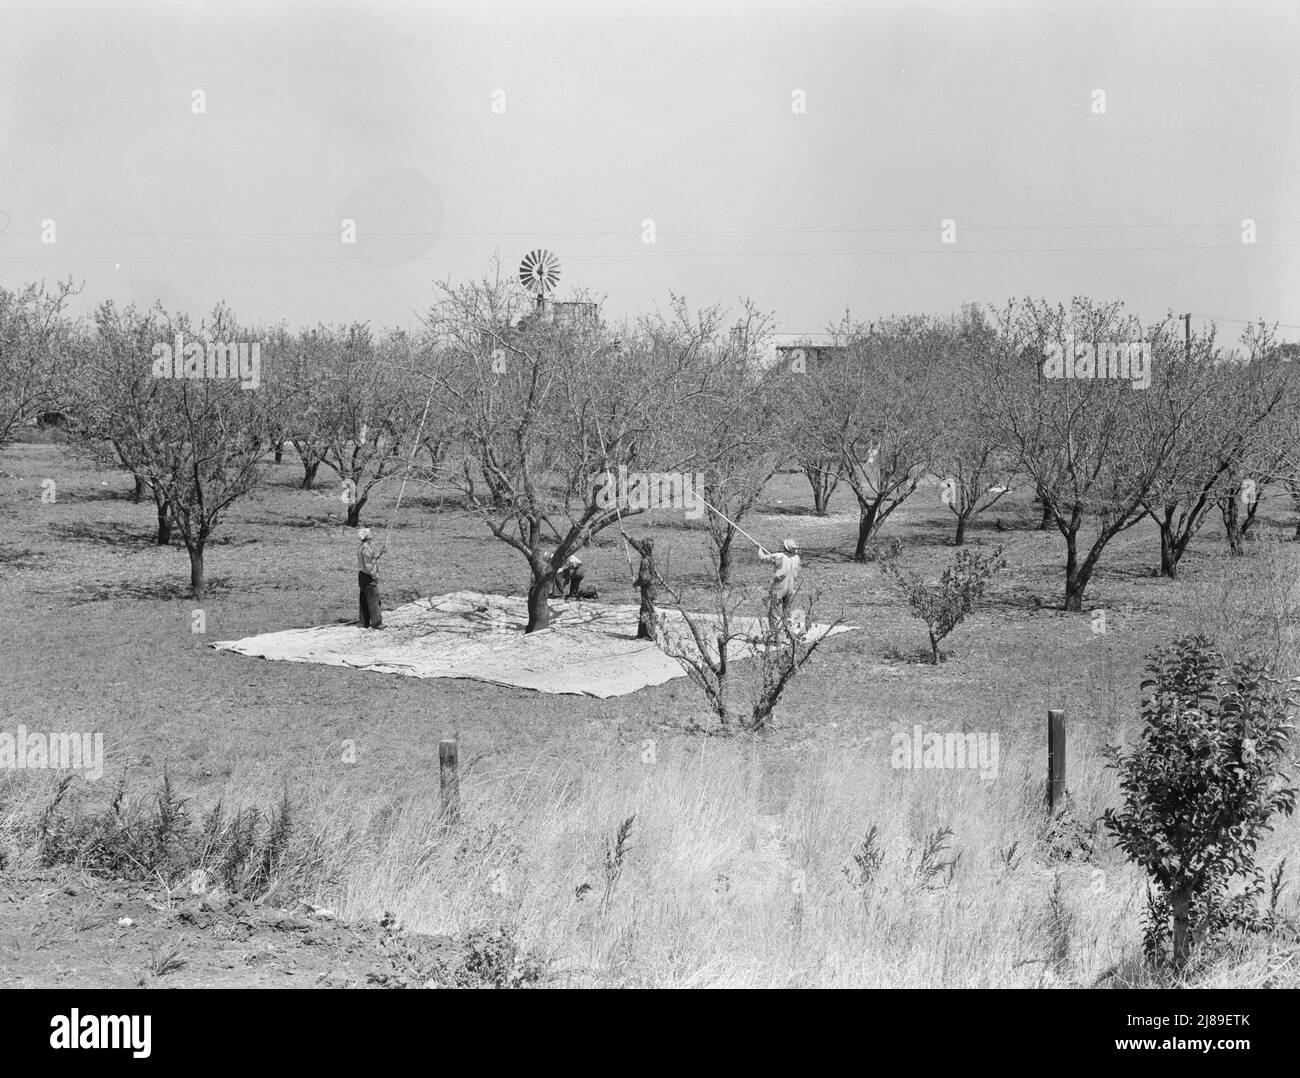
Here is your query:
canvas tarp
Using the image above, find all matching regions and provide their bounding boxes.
[211,590,856,698]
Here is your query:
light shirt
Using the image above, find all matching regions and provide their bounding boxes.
[760,551,800,597]
[358,541,379,577]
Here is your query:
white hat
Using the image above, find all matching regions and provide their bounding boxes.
[782,539,799,554]
[358,528,371,541]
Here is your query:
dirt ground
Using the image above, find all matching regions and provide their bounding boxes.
[0,864,520,988]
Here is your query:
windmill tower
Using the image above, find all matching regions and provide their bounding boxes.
[518,248,561,322]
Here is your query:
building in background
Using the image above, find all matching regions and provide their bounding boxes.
[767,332,844,370]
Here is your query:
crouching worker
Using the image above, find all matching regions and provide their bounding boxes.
[628,536,658,640]
[758,539,800,633]
[357,528,384,629]
[548,552,599,600]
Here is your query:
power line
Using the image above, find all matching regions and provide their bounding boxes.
[5,221,1299,239]
[1188,313,1300,331]
[5,244,1298,261]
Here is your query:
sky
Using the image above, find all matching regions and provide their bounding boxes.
[1,0,1297,342]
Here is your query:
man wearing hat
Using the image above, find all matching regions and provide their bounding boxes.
[757,539,801,632]
[357,528,384,629]
[546,549,599,600]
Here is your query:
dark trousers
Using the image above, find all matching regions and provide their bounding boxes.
[636,589,656,639]
[551,568,594,599]
[358,571,383,628]
[767,590,793,632]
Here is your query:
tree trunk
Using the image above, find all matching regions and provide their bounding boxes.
[132,474,147,503]
[460,458,477,502]
[1170,887,1193,968]
[526,574,552,633]
[188,544,205,601]
[716,529,736,584]
[346,495,367,528]
[1159,518,1178,579]
[805,462,838,516]
[1034,486,1053,531]
[273,441,284,465]
[483,461,509,506]
[301,459,320,490]
[1241,497,1260,541]
[929,631,940,664]
[155,500,172,546]
[854,502,880,562]
[1223,495,1243,556]
[954,514,967,547]
[1063,531,1090,611]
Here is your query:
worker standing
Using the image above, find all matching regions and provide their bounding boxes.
[757,539,800,632]
[628,536,658,640]
[357,528,384,629]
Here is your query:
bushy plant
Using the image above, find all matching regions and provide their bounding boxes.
[1103,634,1297,968]
[36,774,317,904]
[880,542,1006,663]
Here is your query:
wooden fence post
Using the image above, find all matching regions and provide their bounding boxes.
[439,738,460,824]
[1046,709,1066,811]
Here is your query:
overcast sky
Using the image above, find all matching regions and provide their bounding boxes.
[1,0,1296,341]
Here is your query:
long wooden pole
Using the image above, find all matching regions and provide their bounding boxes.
[697,494,766,551]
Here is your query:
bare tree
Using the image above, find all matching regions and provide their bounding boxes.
[311,324,418,527]
[986,297,1211,610]
[90,302,276,598]
[427,269,709,632]
[932,306,1016,545]
[0,278,78,451]
[1141,320,1292,574]
[797,315,950,561]
[653,541,839,731]
[71,302,178,544]
[663,296,779,582]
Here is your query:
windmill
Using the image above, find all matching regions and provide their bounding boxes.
[518,248,561,318]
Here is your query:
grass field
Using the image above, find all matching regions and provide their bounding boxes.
[3,435,1298,987]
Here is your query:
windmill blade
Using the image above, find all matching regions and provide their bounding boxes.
[519,249,562,296]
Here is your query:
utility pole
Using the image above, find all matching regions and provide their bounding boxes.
[1184,312,1191,362]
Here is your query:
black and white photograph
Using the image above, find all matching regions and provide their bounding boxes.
[1,0,1298,1050]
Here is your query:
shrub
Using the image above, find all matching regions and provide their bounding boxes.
[36,775,324,905]
[880,542,1006,663]
[1102,634,1297,968]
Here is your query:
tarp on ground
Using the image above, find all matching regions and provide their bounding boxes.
[211,590,856,698]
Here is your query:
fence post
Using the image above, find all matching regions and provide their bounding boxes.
[1046,709,1066,811]
[439,738,460,824]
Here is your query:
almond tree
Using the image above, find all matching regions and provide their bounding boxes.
[262,324,331,489]
[932,306,1016,545]
[313,323,418,527]
[0,278,77,450]
[96,302,276,599]
[427,271,715,632]
[662,297,779,583]
[780,342,845,515]
[1142,320,1292,574]
[796,315,950,561]
[987,297,1210,611]
[70,302,179,544]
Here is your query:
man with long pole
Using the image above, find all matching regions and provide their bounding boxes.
[697,494,800,632]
